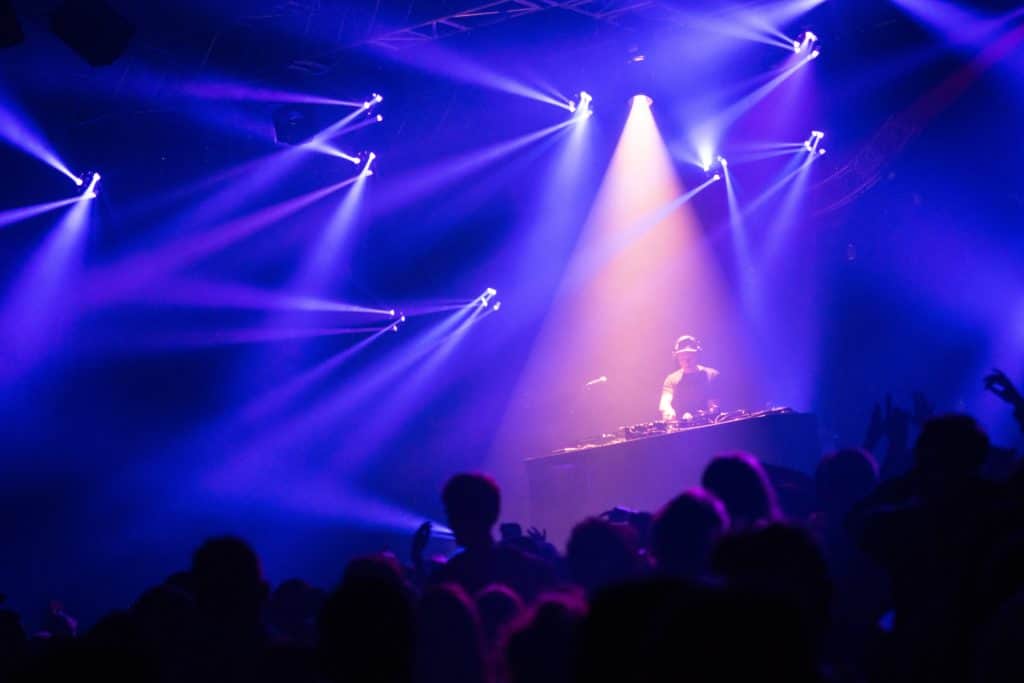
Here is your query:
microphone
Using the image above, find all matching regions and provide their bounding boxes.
[585,376,608,388]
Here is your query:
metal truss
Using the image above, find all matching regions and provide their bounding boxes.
[363,0,655,50]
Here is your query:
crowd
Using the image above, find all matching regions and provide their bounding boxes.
[2,369,1024,682]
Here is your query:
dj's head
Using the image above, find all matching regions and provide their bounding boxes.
[673,335,702,369]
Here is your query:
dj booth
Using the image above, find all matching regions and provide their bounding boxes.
[525,410,821,545]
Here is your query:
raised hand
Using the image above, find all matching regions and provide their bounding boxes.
[864,394,912,453]
[985,369,1024,408]
[526,527,547,544]
[411,521,432,563]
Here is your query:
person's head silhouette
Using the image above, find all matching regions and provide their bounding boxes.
[415,584,487,683]
[915,414,989,500]
[442,473,501,550]
[815,448,878,520]
[567,517,640,594]
[702,452,780,529]
[319,554,414,683]
[652,488,730,578]
[191,536,268,628]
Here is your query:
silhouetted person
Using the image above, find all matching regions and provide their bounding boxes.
[431,473,556,602]
[702,452,780,529]
[816,448,879,524]
[318,554,414,683]
[812,448,889,681]
[0,601,27,681]
[475,584,523,656]
[575,578,683,683]
[852,414,1005,682]
[713,521,831,677]
[132,583,202,683]
[972,589,1024,683]
[566,517,642,595]
[584,576,817,682]
[80,610,155,683]
[265,578,323,646]
[651,488,729,579]
[190,536,271,682]
[915,414,991,502]
[192,536,268,631]
[164,570,197,596]
[504,593,585,683]
[975,532,1024,639]
[342,552,412,591]
[414,584,489,683]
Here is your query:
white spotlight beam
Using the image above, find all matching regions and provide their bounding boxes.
[304,139,362,164]
[743,150,823,217]
[310,107,372,144]
[708,51,819,136]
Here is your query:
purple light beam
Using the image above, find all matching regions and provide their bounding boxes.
[0,94,80,184]
[0,196,84,229]
[83,176,359,309]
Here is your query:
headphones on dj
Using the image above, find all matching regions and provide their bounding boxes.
[673,334,702,355]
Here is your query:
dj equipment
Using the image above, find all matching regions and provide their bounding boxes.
[558,407,797,451]
[526,409,821,546]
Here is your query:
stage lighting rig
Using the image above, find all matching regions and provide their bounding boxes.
[803,130,825,154]
[568,91,593,119]
[792,30,818,55]
[492,301,502,312]
[360,152,377,177]
[391,313,407,332]
[704,155,728,177]
[82,171,101,198]
[479,287,497,307]
[362,93,383,110]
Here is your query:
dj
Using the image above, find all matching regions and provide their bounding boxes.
[659,334,720,421]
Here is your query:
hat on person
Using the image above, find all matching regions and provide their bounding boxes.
[673,335,702,354]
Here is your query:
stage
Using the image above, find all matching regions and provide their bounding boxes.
[526,410,821,543]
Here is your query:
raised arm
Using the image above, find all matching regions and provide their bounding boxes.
[985,369,1024,432]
